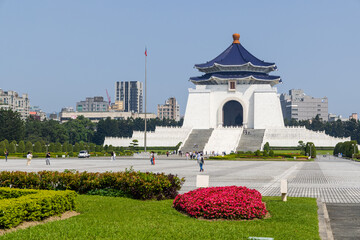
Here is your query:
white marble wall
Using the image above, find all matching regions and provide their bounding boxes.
[262,127,350,148]
[103,127,191,147]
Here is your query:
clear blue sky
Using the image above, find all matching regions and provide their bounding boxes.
[1,0,359,117]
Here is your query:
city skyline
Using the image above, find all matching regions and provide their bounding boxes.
[0,1,359,116]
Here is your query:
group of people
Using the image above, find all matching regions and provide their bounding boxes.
[3,150,51,166]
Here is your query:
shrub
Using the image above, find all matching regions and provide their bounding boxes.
[263,142,270,152]
[334,141,358,158]
[269,150,275,157]
[263,150,269,157]
[0,170,185,200]
[0,188,77,229]
[305,142,316,158]
[173,186,267,220]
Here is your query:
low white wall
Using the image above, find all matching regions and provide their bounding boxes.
[103,126,191,147]
[263,126,350,147]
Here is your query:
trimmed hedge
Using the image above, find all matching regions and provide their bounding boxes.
[209,152,308,160]
[0,169,185,200]
[0,188,77,229]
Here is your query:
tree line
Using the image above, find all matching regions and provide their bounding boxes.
[0,109,183,146]
[285,115,360,144]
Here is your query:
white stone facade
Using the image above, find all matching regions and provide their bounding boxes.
[182,84,284,129]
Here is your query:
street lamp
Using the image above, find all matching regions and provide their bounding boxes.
[353,143,356,159]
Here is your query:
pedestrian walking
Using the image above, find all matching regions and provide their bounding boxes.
[197,152,204,172]
[45,152,51,165]
[150,151,155,165]
[4,149,8,162]
[112,151,116,161]
[26,152,33,166]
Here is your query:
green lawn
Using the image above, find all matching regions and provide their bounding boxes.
[2,195,320,240]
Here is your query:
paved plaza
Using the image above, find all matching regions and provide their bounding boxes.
[1,155,359,239]
[1,155,359,204]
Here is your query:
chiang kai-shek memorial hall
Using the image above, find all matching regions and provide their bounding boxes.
[104,34,349,153]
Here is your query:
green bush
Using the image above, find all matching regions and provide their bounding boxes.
[263,142,270,152]
[263,150,269,157]
[0,187,77,229]
[305,142,316,158]
[334,141,358,158]
[0,169,185,200]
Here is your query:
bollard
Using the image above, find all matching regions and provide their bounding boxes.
[196,175,209,188]
[281,179,287,202]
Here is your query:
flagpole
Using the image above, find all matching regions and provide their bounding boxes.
[144,47,147,153]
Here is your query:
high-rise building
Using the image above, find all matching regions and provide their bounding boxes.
[280,89,328,121]
[349,113,358,121]
[157,97,180,121]
[76,96,108,112]
[0,88,30,119]
[115,81,143,113]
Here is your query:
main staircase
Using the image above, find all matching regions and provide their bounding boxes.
[180,129,214,153]
[237,129,265,152]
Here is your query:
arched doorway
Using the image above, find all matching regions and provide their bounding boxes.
[223,100,243,126]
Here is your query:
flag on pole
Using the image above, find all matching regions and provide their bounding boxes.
[145,47,147,56]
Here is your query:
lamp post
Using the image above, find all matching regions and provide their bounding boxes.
[353,143,356,159]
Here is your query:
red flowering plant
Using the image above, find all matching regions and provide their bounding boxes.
[173,186,267,220]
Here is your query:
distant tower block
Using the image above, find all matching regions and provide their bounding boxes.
[183,34,284,130]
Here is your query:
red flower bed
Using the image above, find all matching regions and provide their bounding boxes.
[173,186,267,220]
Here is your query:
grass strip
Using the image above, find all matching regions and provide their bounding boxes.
[2,195,320,240]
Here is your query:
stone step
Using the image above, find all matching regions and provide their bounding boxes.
[180,129,214,153]
[237,129,265,152]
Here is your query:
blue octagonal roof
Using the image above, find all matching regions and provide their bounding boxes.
[195,34,277,73]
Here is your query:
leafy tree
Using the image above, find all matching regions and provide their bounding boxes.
[48,142,55,152]
[34,141,42,153]
[269,149,275,157]
[79,142,85,151]
[8,142,16,153]
[263,142,270,152]
[0,141,5,155]
[108,145,114,152]
[63,116,95,144]
[73,143,80,153]
[129,139,139,151]
[89,143,96,152]
[25,141,33,152]
[3,139,9,150]
[305,142,316,158]
[18,140,25,153]
[0,109,24,141]
[255,150,261,157]
[263,150,269,157]
[55,142,62,152]
[298,141,306,155]
[95,144,103,152]
[67,143,73,153]
[62,142,69,152]
[41,140,47,152]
